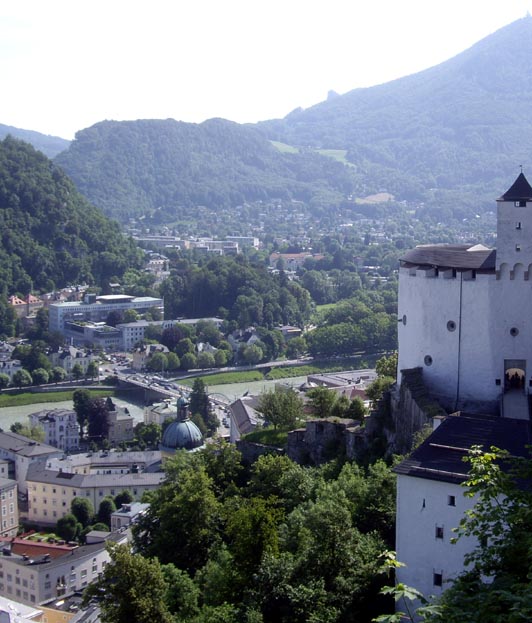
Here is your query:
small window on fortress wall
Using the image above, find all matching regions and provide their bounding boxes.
[516,222,522,230]
[424,355,433,366]
[510,327,519,337]
[515,201,526,207]
[446,321,456,332]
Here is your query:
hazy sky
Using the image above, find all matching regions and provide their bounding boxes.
[1,0,530,139]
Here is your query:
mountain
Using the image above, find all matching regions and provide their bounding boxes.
[51,17,532,223]
[54,117,360,221]
[0,136,143,296]
[258,16,532,210]
[0,124,70,158]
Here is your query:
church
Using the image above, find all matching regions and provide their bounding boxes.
[394,172,532,608]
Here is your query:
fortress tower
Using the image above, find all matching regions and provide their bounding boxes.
[397,172,532,415]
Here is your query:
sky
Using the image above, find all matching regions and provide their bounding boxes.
[0,0,530,140]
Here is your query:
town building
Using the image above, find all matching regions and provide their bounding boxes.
[28,410,79,454]
[48,294,164,335]
[26,451,162,526]
[105,400,134,445]
[47,348,97,379]
[0,432,61,497]
[0,478,19,538]
[110,502,149,531]
[0,532,127,607]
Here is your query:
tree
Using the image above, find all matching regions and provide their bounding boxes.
[190,379,210,421]
[56,513,80,541]
[285,336,307,359]
[0,373,9,389]
[87,397,110,443]
[376,352,398,379]
[134,422,162,448]
[166,352,180,371]
[256,387,304,430]
[71,497,94,528]
[133,461,222,574]
[365,376,395,407]
[238,343,263,365]
[73,389,91,440]
[9,423,45,442]
[306,386,338,418]
[50,366,66,383]
[12,369,32,388]
[83,543,174,623]
[180,352,197,370]
[31,367,49,385]
[97,496,117,527]
[214,349,228,367]
[198,351,216,369]
[162,563,200,620]
[147,351,168,374]
[345,396,367,422]
[114,490,134,508]
[71,363,84,380]
[432,447,532,622]
[122,308,139,323]
[86,360,99,381]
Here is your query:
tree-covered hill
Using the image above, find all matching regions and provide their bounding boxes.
[258,16,532,212]
[0,124,70,158]
[54,118,361,220]
[0,136,143,295]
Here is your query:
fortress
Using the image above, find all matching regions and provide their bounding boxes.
[394,172,532,607]
[397,172,532,418]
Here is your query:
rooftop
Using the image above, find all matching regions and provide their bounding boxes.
[395,413,532,484]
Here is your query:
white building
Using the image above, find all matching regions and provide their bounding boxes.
[0,533,127,607]
[48,294,164,334]
[0,432,61,497]
[28,410,79,453]
[26,451,163,526]
[0,478,19,538]
[398,172,532,415]
[394,173,532,613]
[395,414,529,607]
[110,502,149,531]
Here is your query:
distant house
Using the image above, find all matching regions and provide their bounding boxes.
[110,502,149,531]
[8,294,43,318]
[105,398,135,445]
[0,357,23,382]
[227,397,260,443]
[28,409,80,452]
[48,346,97,377]
[132,343,169,371]
[269,252,325,271]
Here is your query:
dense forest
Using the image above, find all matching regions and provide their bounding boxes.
[0,124,69,158]
[0,137,143,296]
[88,443,396,623]
[55,118,361,220]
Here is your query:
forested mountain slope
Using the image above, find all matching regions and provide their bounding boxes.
[0,124,70,158]
[55,118,360,220]
[0,137,143,295]
[258,17,532,210]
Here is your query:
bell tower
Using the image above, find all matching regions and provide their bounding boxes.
[496,171,532,272]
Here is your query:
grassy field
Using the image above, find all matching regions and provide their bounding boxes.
[180,370,264,386]
[269,140,299,154]
[0,388,115,408]
[316,148,356,167]
[244,427,288,447]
